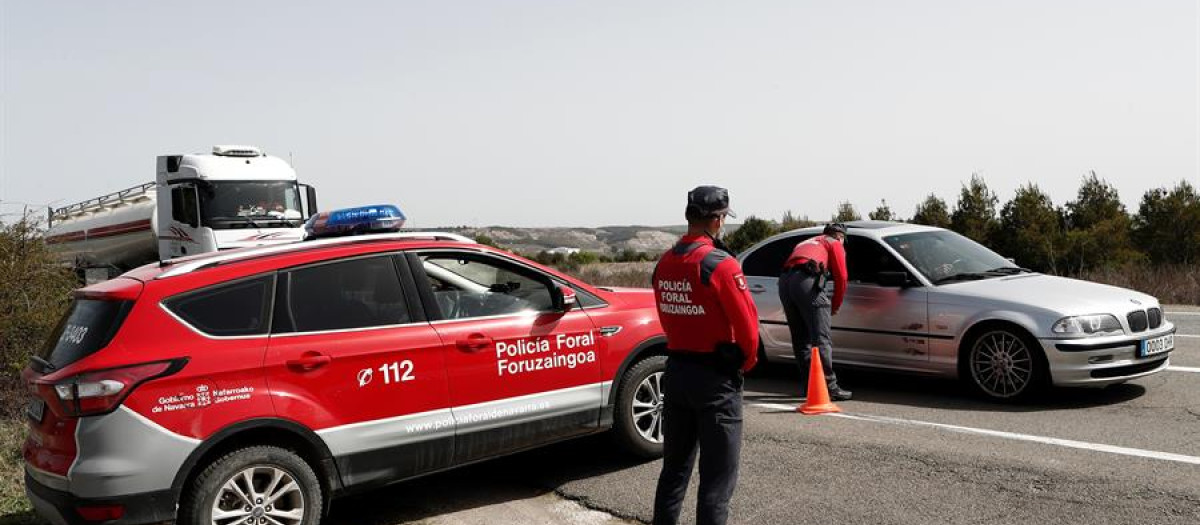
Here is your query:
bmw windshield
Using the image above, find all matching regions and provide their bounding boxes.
[199,181,304,229]
[882,230,1027,284]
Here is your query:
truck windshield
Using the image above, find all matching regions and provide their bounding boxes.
[199,181,304,229]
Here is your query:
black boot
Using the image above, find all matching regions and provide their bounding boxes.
[828,386,852,401]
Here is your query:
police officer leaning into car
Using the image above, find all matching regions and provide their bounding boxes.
[779,222,852,401]
[652,186,759,525]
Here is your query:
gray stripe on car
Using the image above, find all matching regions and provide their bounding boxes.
[69,405,199,498]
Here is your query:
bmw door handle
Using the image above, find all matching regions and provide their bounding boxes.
[749,284,767,294]
[287,351,332,371]
[456,333,493,352]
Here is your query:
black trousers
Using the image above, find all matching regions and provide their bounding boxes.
[653,356,744,525]
[778,268,839,390]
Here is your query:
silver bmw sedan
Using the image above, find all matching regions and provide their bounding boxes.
[739,221,1176,400]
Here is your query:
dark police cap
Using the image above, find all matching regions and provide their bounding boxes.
[686,185,737,219]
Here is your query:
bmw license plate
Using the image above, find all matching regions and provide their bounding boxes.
[1139,334,1174,357]
[26,398,45,423]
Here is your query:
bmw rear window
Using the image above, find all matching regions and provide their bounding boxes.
[38,299,134,371]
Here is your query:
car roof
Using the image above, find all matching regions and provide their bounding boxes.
[152,231,476,279]
[741,221,945,258]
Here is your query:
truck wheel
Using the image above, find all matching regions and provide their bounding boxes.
[179,446,323,525]
[613,355,667,458]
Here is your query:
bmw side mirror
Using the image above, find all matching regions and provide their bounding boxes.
[877,271,913,288]
[552,285,578,312]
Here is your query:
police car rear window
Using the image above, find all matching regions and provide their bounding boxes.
[164,275,274,337]
[39,299,134,370]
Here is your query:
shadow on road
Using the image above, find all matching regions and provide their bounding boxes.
[745,361,1148,413]
[328,433,652,524]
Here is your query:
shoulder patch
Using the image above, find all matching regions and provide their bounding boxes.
[734,273,747,290]
[699,248,730,286]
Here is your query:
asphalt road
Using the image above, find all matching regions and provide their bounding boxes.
[329,308,1200,525]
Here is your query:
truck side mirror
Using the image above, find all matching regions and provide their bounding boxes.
[302,184,319,218]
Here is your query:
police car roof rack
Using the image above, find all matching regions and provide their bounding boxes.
[157,231,475,279]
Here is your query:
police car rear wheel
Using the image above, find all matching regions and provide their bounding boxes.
[614,355,667,458]
[180,445,323,525]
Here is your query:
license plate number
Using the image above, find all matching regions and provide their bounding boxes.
[1139,334,1174,357]
[26,399,45,423]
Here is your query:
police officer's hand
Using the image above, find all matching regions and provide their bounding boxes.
[831,307,840,316]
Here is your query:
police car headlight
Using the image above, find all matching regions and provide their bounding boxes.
[1052,314,1124,337]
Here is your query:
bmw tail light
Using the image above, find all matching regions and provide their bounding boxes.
[42,359,187,418]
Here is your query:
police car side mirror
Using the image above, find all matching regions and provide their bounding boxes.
[552,285,578,312]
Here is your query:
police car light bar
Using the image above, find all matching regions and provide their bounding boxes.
[305,204,407,239]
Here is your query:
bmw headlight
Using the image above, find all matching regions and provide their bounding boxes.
[1052,314,1124,337]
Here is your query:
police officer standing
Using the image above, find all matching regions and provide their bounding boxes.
[652,186,759,525]
[779,223,852,401]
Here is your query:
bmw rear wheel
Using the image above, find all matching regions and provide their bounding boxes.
[967,329,1045,400]
[613,355,667,458]
[181,446,323,525]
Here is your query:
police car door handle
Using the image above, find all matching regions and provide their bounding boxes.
[456,333,493,352]
[287,351,332,371]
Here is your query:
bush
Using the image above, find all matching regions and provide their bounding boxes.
[0,213,76,417]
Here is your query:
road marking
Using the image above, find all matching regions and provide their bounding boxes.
[1165,311,1200,316]
[1176,334,1199,339]
[1168,366,1200,373]
[747,402,1200,466]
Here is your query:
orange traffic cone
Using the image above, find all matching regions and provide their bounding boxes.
[798,346,842,415]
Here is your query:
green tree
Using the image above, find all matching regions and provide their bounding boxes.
[724,216,778,254]
[1063,172,1142,272]
[1134,180,1200,264]
[1,213,77,412]
[780,210,816,231]
[950,174,999,244]
[996,183,1064,273]
[868,200,896,221]
[832,201,861,222]
[912,194,951,228]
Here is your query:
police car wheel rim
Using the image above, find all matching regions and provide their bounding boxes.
[211,466,305,525]
[632,371,665,444]
[970,331,1034,399]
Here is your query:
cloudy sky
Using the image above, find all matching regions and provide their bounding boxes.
[1,1,1196,227]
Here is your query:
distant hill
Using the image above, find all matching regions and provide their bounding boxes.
[429,225,689,255]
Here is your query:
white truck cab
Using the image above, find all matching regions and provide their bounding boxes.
[48,145,318,282]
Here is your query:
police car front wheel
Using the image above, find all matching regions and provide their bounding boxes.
[613,355,668,459]
[180,445,324,525]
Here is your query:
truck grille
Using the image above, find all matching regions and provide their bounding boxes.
[1147,308,1162,329]
[1127,310,1148,333]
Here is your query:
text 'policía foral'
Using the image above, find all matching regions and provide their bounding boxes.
[495,332,597,376]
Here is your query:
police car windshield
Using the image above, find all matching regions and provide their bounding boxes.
[199,181,304,229]
[882,230,1016,284]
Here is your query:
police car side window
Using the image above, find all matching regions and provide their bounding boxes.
[286,256,411,332]
[421,255,555,319]
[165,275,274,336]
[743,235,812,277]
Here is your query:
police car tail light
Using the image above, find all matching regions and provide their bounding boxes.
[44,359,186,418]
[305,204,407,239]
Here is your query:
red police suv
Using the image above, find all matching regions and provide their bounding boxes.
[23,226,668,525]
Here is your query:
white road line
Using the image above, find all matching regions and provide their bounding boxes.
[1176,334,1199,339]
[1165,311,1200,316]
[1168,366,1200,373]
[746,402,1200,466]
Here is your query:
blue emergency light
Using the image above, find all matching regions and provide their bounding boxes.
[305,204,407,239]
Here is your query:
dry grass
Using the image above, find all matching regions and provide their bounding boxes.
[0,417,35,524]
[567,262,654,289]
[1076,265,1200,305]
